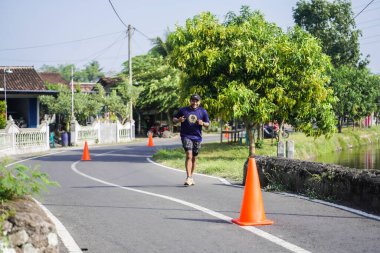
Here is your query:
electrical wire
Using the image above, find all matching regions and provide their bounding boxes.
[0,31,125,52]
[357,17,380,25]
[108,0,128,29]
[361,34,380,40]
[354,0,376,19]
[0,34,127,64]
[134,28,153,40]
[75,33,127,63]
[361,39,380,45]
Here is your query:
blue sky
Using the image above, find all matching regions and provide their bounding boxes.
[1,0,379,74]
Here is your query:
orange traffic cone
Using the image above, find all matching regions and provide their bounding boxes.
[147,132,154,147]
[81,141,91,161]
[224,127,229,138]
[232,157,273,226]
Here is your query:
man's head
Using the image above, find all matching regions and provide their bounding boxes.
[190,94,201,109]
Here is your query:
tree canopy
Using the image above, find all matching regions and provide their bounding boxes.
[122,53,181,123]
[39,60,105,82]
[293,0,363,67]
[330,66,380,131]
[167,7,336,155]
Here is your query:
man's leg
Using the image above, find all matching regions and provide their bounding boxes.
[185,150,193,178]
[189,140,201,184]
[191,156,196,176]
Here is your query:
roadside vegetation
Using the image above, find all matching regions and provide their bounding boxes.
[153,126,380,183]
[0,161,59,236]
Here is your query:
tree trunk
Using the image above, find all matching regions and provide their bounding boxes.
[246,121,255,157]
[166,111,173,132]
[257,124,262,141]
[338,117,342,133]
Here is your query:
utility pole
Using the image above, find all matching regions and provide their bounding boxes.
[3,67,13,121]
[71,66,74,120]
[128,24,133,122]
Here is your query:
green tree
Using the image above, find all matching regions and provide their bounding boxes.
[167,8,336,156]
[330,66,380,132]
[121,53,180,125]
[293,0,362,68]
[39,61,105,82]
[39,84,103,128]
[78,61,105,82]
[39,64,59,73]
[92,83,128,122]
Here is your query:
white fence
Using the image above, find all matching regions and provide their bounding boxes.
[70,119,135,146]
[0,118,135,158]
[0,119,50,157]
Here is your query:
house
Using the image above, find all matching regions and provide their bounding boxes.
[77,82,96,93]
[0,66,57,128]
[97,77,122,94]
[39,72,70,87]
[97,76,167,135]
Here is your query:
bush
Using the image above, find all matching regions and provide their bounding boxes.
[0,101,6,129]
[0,161,59,201]
[255,139,264,149]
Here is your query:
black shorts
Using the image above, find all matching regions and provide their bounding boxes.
[181,137,201,156]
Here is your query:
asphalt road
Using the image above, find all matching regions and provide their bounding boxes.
[15,136,380,253]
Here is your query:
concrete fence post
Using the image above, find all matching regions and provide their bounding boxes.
[277,141,285,158]
[286,140,294,159]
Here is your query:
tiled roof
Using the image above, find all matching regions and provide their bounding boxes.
[97,77,122,87]
[0,66,46,91]
[77,82,96,93]
[39,72,70,86]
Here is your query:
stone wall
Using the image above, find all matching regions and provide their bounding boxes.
[247,156,380,215]
[0,197,59,253]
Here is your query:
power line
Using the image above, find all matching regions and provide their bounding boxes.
[0,31,125,52]
[352,0,379,10]
[108,0,128,29]
[76,33,127,63]
[361,33,380,40]
[134,28,153,41]
[0,34,127,64]
[361,39,380,45]
[360,23,380,30]
[354,0,376,19]
[357,17,380,25]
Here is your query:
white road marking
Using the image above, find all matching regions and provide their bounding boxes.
[8,145,379,253]
[147,157,232,185]
[278,192,380,221]
[32,199,83,253]
[148,158,380,221]
[5,151,68,167]
[72,160,311,253]
[5,151,82,253]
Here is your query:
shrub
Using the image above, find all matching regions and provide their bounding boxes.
[0,161,59,201]
[255,139,264,149]
[0,101,6,129]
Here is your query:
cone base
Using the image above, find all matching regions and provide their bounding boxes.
[232,218,274,226]
[81,157,91,161]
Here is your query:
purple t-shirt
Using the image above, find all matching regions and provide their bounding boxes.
[175,106,210,142]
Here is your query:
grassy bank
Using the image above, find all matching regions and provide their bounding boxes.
[152,126,380,183]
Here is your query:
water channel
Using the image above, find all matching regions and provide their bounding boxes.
[313,142,380,170]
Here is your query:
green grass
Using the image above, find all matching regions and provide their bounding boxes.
[153,126,380,183]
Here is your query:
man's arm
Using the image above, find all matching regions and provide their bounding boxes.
[173,116,185,124]
[198,121,210,128]
[197,110,210,128]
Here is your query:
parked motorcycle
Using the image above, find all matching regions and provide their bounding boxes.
[263,125,289,139]
[147,124,171,138]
